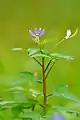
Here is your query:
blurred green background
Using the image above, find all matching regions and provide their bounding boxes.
[0,0,80,99]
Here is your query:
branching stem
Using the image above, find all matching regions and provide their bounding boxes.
[45,61,56,79]
[33,57,42,66]
[44,59,52,73]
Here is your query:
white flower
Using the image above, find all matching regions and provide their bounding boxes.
[65,29,71,40]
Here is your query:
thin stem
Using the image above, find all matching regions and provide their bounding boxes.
[50,38,64,52]
[45,61,56,79]
[42,57,46,115]
[53,39,64,49]
[33,57,42,66]
[44,59,52,73]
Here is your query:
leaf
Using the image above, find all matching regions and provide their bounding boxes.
[53,84,80,102]
[19,72,35,81]
[28,47,40,56]
[0,101,16,110]
[19,111,40,120]
[53,84,68,95]
[30,53,51,59]
[29,89,43,98]
[8,86,26,92]
[12,48,23,51]
[50,53,74,61]
[41,49,49,54]
[12,105,21,118]
[65,102,80,113]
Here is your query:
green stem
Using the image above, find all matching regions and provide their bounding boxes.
[42,57,46,115]
[45,61,56,79]
[33,57,42,66]
[44,59,52,73]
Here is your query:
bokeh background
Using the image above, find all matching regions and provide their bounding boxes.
[0,0,80,103]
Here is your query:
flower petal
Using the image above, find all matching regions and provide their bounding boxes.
[35,28,42,35]
[29,30,36,37]
[52,113,65,120]
[39,29,45,36]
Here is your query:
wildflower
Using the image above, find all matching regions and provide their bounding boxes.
[52,113,65,120]
[29,28,45,38]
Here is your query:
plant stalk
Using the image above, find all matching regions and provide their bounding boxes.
[42,57,46,115]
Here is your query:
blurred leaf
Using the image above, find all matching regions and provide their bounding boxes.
[0,99,38,111]
[12,105,21,118]
[8,86,26,92]
[53,84,80,102]
[19,111,40,120]
[50,53,74,61]
[12,48,23,51]
[28,47,40,56]
[53,84,68,94]
[19,72,35,81]
[65,102,80,113]
[29,88,43,98]
[0,101,16,110]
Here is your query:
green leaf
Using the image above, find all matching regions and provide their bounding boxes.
[19,111,40,120]
[41,49,49,54]
[8,86,26,92]
[28,47,40,56]
[0,101,16,110]
[29,88,43,98]
[65,102,80,113]
[53,84,68,95]
[12,105,21,118]
[30,53,51,59]
[0,99,38,111]
[19,72,35,81]
[53,84,80,102]
[50,53,74,61]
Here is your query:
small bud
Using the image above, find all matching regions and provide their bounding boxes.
[65,29,71,40]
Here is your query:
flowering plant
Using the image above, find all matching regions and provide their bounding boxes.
[10,27,79,120]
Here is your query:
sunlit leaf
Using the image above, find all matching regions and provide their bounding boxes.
[8,86,26,92]
[30,53,51,59]
[29,88,43,98]
[12,48,23,51]
[0,101,16,110]
[50,53,74,61]
[41,49,49,54]
[28,47,40,56]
